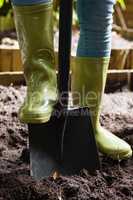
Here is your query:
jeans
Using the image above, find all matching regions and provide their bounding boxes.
[12,0,115,57]
[77,0,116,57]
[11,0,51,6]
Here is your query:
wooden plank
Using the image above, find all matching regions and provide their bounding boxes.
[106,69,133,92]
[0,47,133,72]
[110,49,133,69]
[12,49,22,71]
[0,49,12,71]
[108,69,133,73]
[0,70,133,92]
[0,72,24,85]
[107,70,133,85]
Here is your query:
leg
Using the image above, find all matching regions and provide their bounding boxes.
[12,0,50,5]
[11,0,57,123]
[72,0,132,159]
[77,0,114,57]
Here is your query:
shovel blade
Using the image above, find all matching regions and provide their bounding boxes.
[28,116,64,180]
[61,107,100,174]
[29,107,100,179]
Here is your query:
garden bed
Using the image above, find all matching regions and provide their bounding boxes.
[0,85,133,200]
[1,31,133,72]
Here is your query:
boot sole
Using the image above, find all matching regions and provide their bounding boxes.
[104,149,132,160]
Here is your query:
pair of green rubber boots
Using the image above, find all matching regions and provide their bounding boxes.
[13,2,132,160]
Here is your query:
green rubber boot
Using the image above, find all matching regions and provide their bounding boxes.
[13,3,57,123]
[72,57,132,160]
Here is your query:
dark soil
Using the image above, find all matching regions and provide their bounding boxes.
[0,85,133,200]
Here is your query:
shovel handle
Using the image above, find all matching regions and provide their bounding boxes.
[58,0,73,106]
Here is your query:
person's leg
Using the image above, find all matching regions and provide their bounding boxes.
[76,0,113,57]
[72,0,132,159]
[11,0,57,123]
[12,0,50,6]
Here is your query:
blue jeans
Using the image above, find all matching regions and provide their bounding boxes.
[12,0,115,57]
[77,0,116,57]
[12,0,51,5]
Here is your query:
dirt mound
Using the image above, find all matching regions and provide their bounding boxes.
[0,85,133,200]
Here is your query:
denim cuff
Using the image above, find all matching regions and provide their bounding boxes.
[11,0,52,6]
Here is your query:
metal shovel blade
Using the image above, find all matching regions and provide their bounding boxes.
[61,107,100,175]
[28,114,64,180]
[28,107,100,179]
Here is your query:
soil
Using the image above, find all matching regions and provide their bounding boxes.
[0,85,133,200]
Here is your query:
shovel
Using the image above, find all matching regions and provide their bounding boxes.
[28,0,100,180]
